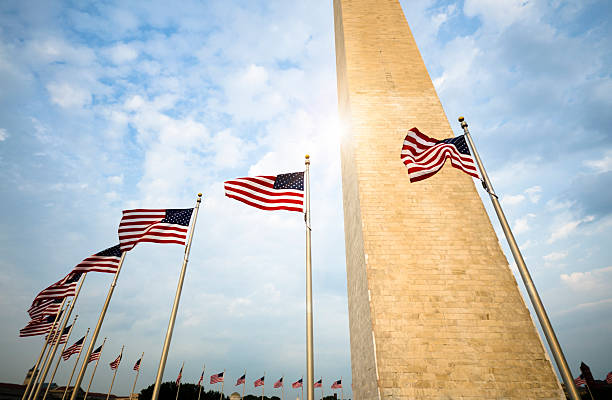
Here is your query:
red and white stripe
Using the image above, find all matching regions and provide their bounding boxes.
[314,379,322,388]
[606,371,612,384]
[133,359,141,371]
[33,274,80,303]
[73,251,121,274]
[19,317,56,337]
[110,354,122,370]
[62,337,85,360]
[88,346,103,363]
[331,379,342,389]
[224,176,304,213]
[274,377,283,388]
[210,372,224,384]
[45,326,69,345]
[28,299,62,320]
[118,209,189,251]
[401,127,479,182]
[291,379,302,389]
[254,377,264,387]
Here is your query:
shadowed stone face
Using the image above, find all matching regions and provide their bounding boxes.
[332,0,564,398]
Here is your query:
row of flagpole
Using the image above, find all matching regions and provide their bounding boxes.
[19,119,577,400]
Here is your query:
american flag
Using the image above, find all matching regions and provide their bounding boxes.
[133,358,141,371]
[118,209,194,251]
[314,379,322,388]
[197,371,204,386]
[606,371,612,384]
[28,299,62,320]
[224,172,304,213]
[331,379,342,389]
[291,378,302,389]
[401,127,479,183]
[45,324,71,345]
[62,336,85,360]
[73,245,123,274]
[210,371,224,384]
[110,354,122,370]
[33,272,82,302]
[254,376,265,387]
[236,374,245,386]
[274,377,283,388]
[19,313,62,337]
[574,375,586,386]
[175,365,183,385]
[88,345,103,363]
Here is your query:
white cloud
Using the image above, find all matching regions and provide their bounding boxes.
[0,128,7,141]
[584,151,612,173]
[543,251,567,262]
[464,0,535,31]
[46,82,91,108]
[513,213,536,234]
[501,193,525,206]
[525,186,542,203]
[107,43,138,64]
[548,215,595,243]
[560,266,612,292]
[107,175,124,185]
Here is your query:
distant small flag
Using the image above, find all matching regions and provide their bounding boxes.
[291,378,302,389]
[73,245,123,274]
[331,379,342,389]
[197,371,204,386]
[210,371,224,384]
[33,273,82,302]
[236,374,245,386]
[401,127,479,183]
[314,379,322,388]
[19,313,62,337]
[574,375,586,386]
[224,172,305,213]
[118,209,193,251]
[274,377,283,388]
[606,371,612,384]
[45,324,71,344]
[110,354,122,370]
[62,335,85,360]
[176,364,183,385]
[254,376,265,387]
[28,299,62,320]
[88,345,103,363]
[131,358,141,371]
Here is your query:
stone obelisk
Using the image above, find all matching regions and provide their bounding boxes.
[333,1,564,398]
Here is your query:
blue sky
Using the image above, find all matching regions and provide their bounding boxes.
[0,0,611,397]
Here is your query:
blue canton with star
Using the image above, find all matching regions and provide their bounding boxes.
[273,172,304,190]
[96,244,123,257]
[437,135,472,155]
[163,209,194,226]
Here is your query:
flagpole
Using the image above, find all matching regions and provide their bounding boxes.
[261,372,265,400]
[30,298,73,400]
[62,328,90,400]
[151,193,202,400]
[42,314,78,400]
[175,361,184,400]
[21,298,67,400]
[340,377,343,400]
[70,251,127,400]
[241,369,245,400]
[106,345,124,400]
[196,364,205,400]
[301,376,303,400]
[458,116,580,400]
[83,337,106,400]
[281,376,284,400]
[220,369,225,400]
[129,352,144,400]
[304,155,314,400]
[320,378,323,400]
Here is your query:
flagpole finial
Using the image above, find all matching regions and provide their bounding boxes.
[458,116,468,129]
[305,154,310,165]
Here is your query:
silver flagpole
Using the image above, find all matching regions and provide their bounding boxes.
[241,369,245,400]
[261,372,265,400]
[62,328,90,400]
[458,116,580,400]
[281,376,284,400]
[70,252,127,400]
[129,353,144,400]
[21,298,67,400]
[83,337,106,400]
[196,364,205,400]
[219,369,225,400]
[175,362,184,400]
[151,193,203,400]
[42,314,78,400]
[304,155,314,400]
[106,345,124,400]
[30,298,73,400]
